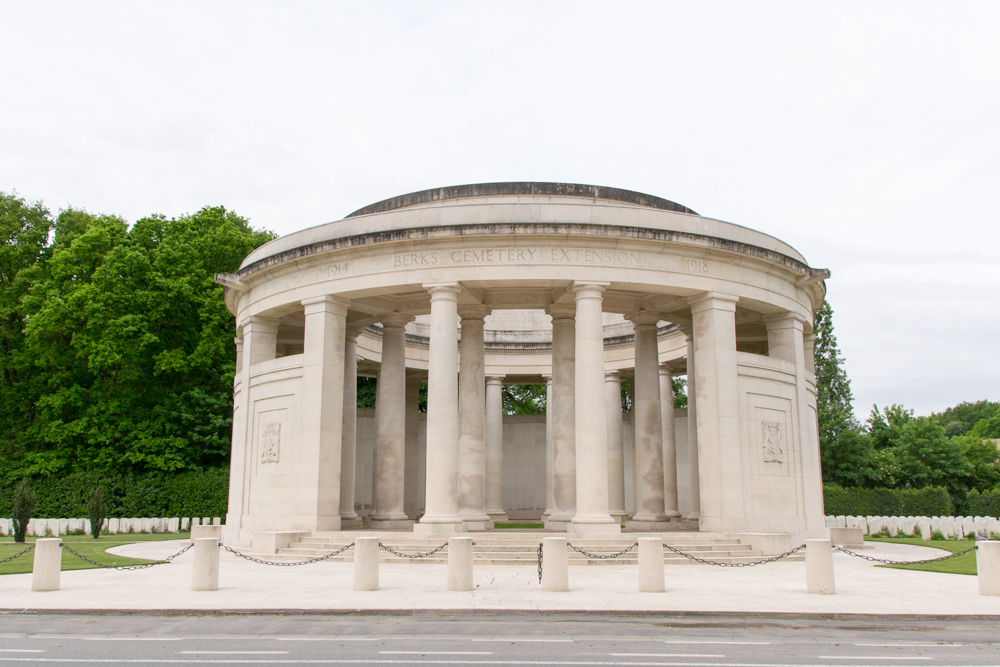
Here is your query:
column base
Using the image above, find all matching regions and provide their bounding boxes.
[544,517,572,531]
[462,520,493,531]
[369,519,415,530]
[340,517,364,529]
[624,520,672,531]
[570,521,621,534]
[486,510,509,522]
[413,521,465,535]
[610,511,630,522]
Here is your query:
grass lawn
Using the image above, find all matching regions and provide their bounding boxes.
[493,522,544,530]
[0,532,190,576]
[864,536,978,576]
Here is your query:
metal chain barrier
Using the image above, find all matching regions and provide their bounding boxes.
[567,541,639,559]
[834,544,978,565]
[62,543,193,571]
[223,542,354,566]
[378,541,449,559]
[0,544,35,564]
[663,542,806,567]
[537,543,543,583]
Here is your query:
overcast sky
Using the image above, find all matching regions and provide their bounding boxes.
[2,1,997,419]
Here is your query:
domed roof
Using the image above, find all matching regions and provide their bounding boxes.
[346,182,698,218]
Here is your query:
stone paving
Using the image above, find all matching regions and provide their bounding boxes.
[0,539,996,616]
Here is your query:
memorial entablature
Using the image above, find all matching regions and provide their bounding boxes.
[217,182,830,547]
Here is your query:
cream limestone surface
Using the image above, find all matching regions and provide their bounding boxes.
[219,183,829,548]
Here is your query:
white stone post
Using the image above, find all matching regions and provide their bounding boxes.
[458,306,491,530]
[403,374,422,520]
[638,537,665,593]
[541,537,569,592]
[448,536,475,591]
[227,316,280,531]
[546,305,576,529]
[688,293,743,533]
[417,283,463,534]
[353,537,380,591]
[542,374,554,521]
[371,313,414,527]
[659,365,681,519]
[626,312,668,529]
[340,326,363,527]
[485,375,508,522]
[977,541,1000,596]
[605,371,627,522]
[31,538,62,592]
[571,282,619,533]
[806,539,836,594]
[680,327,701,521]
[191,537,220,591]
[299,296,349,531]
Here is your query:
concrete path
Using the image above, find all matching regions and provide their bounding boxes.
[0,539,996,617]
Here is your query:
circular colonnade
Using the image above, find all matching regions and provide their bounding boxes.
[218,182,830,546]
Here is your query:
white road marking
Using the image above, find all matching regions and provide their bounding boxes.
[81,637,185,642]
[854,644,964,648]
[379,651,494,655]
[818,658,932,661]
[610,654,725,658]
[180,652,290,655]
[658,642,771,646]
[0,651,45,654]
[473,639,573,643]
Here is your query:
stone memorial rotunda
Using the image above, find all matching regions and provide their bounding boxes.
[217,182,830,547]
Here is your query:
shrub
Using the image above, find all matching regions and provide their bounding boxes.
[931,530,945,541]
[823,485,954,517]
[87,488,107,539]
[967,488,1000,518]
[11,480,36,543]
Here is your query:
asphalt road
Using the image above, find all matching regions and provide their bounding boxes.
[0,613,998,666]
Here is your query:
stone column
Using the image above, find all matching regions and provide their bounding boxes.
[340,326,363,528]
[485,375,507,522]
[625,312,668,529]
[416,283,463,534]
[299,296,349,531]
[679,326,701,521]
[766,312,824,531]
[688,293,744,533]
[541,374,554,520]
[458,306,491,530]
[545,305,576,530]
[605,370,627,522]
[659,365,681,519]
[803,333,816,373]
[403,374,422,520]
[571,282,619,533]
[371,313,414,528]
[234,337,244,374]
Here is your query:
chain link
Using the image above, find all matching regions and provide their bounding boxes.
[537,543,543,584]
[567,542,639,559]
[834,544,978,565]
[0,544,35,564]
[663,542,807,567]
[378,542,448,559]
[223,542,354,566]
[62,543,193,570]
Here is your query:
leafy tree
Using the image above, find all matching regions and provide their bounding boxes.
[819,428,876,487]
[893,417,970,492]
[813,301,858,452]
[11,479,35,543]
[87,487,106,539]
[866,403,913,450]
[930,400,1000,436]
[961,436,1000,492]
[968,411,1000,440]
[502,384,546,415]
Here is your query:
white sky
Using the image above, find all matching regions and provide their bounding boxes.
[2,1,997,419]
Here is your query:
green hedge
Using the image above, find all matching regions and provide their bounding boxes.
[823,485,954,517]
[1,469,229,519]
[967,489,1000,518]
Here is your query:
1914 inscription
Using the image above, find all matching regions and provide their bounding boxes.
[393,247,640,268]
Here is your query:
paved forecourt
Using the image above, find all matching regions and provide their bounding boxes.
[1,538,996,617]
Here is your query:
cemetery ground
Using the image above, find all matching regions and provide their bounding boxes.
[866,535,979,575]
[0,532,189,575]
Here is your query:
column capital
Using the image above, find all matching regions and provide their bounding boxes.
[687,292,739,313]
[457,305,491,321]
[378,312,415,329]
[345,324,366,340]
[301,294,350,315]
[233,337,244,348]
[605,369,621,381]
[546,303,575,321]
[626,310,662,328]
[762,311,809,328]
[424,282,461,298]
[675,322,694,339]
[485,375,505,387]
[571,281,610,297]
[658,364,674,378]
[240,315,282,334]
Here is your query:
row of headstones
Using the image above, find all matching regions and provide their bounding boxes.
[0,517,222,537]
[824,515,1000,539]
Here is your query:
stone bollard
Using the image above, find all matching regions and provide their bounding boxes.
[31,538,63,592]
[977,541,1000,596]
[447,537,474,591]
[638,538,665,593]
[353,537,380,591]
[541,538,568,592]
[191,537,220,591]
[806,539,836,595]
